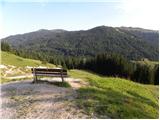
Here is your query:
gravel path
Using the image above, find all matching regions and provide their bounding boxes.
[0,79,90,119]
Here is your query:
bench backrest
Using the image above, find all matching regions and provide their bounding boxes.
[31,68,67,76]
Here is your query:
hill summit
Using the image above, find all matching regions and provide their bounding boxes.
[1,26,159,60]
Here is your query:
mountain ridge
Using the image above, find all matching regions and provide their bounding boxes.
[2,26,158,39]
[1,26,159,60]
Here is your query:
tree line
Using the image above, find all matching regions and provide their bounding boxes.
[1,41,159,85]
[49,52,159,85]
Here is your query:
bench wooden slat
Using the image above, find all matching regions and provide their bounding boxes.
[32,71,67,74]
[34,72,67,75]
[35,74,68,77]
[31,68,68,83]
[31,68,67,72]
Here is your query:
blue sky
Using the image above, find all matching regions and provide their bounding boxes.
[0,0,159,38]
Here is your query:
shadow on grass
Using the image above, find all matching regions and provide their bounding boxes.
[76,87,158,119]
[126,91,158,108]
[32,80,71,88]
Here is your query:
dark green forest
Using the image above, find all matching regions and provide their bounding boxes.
[1,26,159,85]
[2,26,159,60]
[1,41,159,85]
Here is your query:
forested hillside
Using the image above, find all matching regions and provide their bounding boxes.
[1,26,159,60]
[0,51,158,118]
[118,27,159,47]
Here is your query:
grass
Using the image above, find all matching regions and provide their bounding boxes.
[1,51,56,83]
[69,69,159,119]
[1,51,159,118]
[1,77,33,84]
[1,51,55,67]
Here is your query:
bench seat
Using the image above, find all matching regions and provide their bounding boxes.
[31,68,68,82]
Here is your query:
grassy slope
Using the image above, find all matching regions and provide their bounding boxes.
[1,51,159,118]
[69,70,159,119]
[1,51,55,67]
[1,51,56,83]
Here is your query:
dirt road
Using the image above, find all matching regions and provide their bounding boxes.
[0,79,90,119]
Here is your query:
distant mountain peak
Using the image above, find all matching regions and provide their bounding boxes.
[38,29,49,31]
[51,29,67,33]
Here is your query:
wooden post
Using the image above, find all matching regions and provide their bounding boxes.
[33,68,37,83]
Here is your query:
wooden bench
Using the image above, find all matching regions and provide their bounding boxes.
[31,68,68,83]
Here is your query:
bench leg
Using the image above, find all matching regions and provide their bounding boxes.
[61,76,64,82]
[60,71,64,82]
[33,75,37,83]
[35,75,38,82]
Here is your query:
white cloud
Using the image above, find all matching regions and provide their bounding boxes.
[119,0,160,29]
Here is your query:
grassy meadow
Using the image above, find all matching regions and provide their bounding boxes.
[1,51,56,83]
[1,51,55,67]
[69,70,159,118]
[0,51,159,118]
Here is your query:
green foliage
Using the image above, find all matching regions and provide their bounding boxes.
[69,70,159,119]
[1,41,11,52]
[41,59,47,64]
[79,53,159,84]
[2,50,158,85]
[1,51,55,67]
[2,26,158,61]
[72,53,158,85]
[131,61,159,85]
[119,27,159,47]
[83,53,133,78]
[61,60,67,69]
[132,64,151,84]
[154,65,159,85]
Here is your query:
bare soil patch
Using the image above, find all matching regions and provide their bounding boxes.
[0,79,90,119]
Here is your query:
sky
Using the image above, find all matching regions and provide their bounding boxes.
[0,0,159,38]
